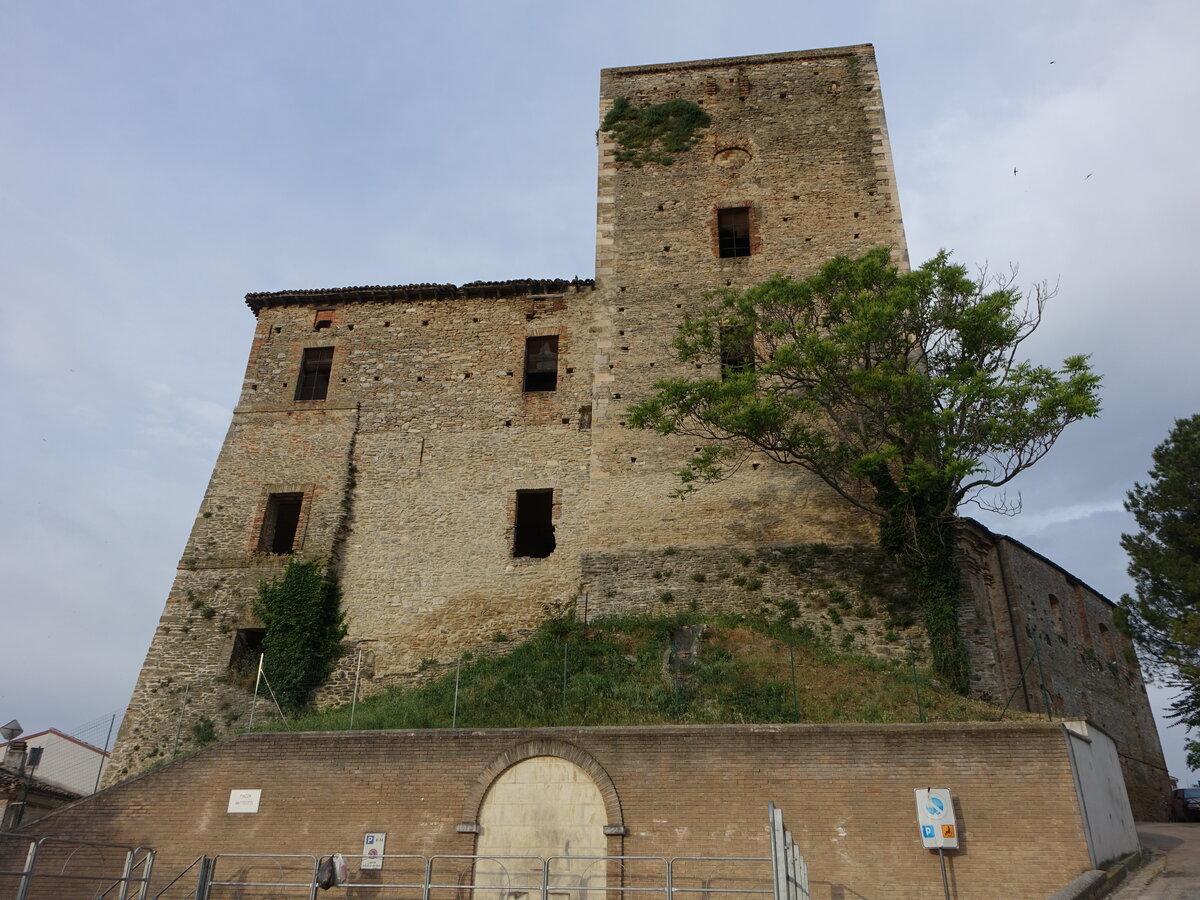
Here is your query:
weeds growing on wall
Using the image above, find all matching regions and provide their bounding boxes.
[600,97,711,166]
[253,559,347,711]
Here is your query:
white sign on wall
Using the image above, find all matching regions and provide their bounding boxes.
[361,832,386,869]
[914,788,959,849]
[227,789,262,814]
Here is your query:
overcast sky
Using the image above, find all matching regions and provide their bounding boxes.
[3,0,1198,783]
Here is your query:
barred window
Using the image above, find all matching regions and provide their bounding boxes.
[717,207,752,258]
[295,347,333,401]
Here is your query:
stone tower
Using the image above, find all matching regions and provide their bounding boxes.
[105,48,1167,820]
[586,47,906,555]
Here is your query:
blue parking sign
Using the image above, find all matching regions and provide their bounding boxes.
[922,825,934,839]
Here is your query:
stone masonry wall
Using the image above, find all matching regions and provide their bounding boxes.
[107,46,1170,823]
[108,284,598,783]
[587,46,906,553]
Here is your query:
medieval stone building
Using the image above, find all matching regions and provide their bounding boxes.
[107,46,1169,818]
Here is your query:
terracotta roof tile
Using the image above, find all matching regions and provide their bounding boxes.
[245,277,595,314]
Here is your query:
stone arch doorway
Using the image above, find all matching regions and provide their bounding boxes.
[469,744,622,900]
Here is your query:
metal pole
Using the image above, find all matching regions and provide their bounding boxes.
[94,713,115,793]
[789,642,800,722]
[562,641,569,722]
[15,840,39,900]
[171,683,191,757]
[583,590,589,624]
[196,856,213,900]
[672,640,681,721]
[998,651,1038,721]
[349,648,363,729]
[908,638,926,723]
[1032,630,1054,720]
[936,848,950,900]
[117,848,135,900]
[451,653,462,728]
[249,653,265,730]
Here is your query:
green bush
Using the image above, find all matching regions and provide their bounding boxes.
[600,97,711,166]
[253,559,347,711]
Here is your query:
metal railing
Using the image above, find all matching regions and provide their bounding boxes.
[669,856,774,900]
[0,835,155,900]
[204,853,318,899]
[26,848,779,900]
[150,855,208,899]
[193,853,771,900]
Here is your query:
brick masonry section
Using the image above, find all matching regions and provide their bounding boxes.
[12,724,1102,900]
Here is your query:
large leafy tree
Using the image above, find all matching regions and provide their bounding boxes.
[1118,415,1200,759]
[629,248,1101,691]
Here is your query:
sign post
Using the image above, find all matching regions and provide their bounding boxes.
[914,788,958,900]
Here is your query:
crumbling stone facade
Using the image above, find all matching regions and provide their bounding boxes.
[108,46,1169,816]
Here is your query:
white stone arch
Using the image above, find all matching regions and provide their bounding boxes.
[472,755,611,900]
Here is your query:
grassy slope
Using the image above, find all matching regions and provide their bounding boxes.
[257,614,1016,733]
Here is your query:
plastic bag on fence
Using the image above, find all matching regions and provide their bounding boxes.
[332,852,349,885]
[316,856,336,890]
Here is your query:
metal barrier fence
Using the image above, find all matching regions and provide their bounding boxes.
[0,835,155,900]
[136,852,777,900]
[205,853,318,899]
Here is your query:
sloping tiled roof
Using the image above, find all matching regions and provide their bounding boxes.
[0,769,80,801]
[245,277,595,314]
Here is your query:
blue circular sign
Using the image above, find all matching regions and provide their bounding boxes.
[925,796,945,818]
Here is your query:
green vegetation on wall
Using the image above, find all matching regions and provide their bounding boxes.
[600,97,711,166]
[256,612,1010,734]
[253,559,347,711]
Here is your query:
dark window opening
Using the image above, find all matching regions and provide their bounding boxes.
[513,489,556,558]
[295,347,333,401]
[720,327,755,379]
[228,628,266,673]
[718,207,752,257]
[523,336,559,392]
[259,492,303,554]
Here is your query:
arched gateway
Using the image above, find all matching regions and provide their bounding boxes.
[464,742,624,900]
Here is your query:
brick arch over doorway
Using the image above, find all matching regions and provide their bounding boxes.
[457,739,626,833]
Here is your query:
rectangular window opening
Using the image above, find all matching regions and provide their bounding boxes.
[259,492,304,554]
[295,347,334,401]
[314,309,334,330]
[720,327,755,379]
[513,489,556,558]
[228,628,266,673]
[523,336,559,392]
[718,207,752,258]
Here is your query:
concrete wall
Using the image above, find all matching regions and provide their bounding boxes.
[1064,720,1140,868]
[10,723,1121,900]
